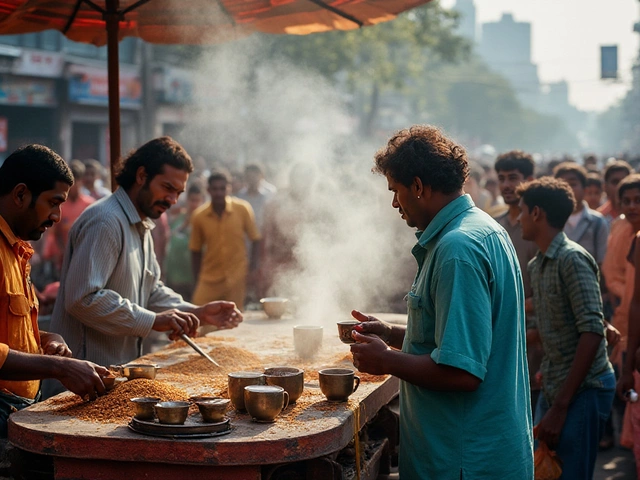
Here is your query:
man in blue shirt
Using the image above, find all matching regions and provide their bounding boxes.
[351,125,533,479]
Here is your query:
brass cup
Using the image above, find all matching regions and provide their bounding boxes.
[264,367,304,403]
[293,325,323,360]
[336,321,360,344]
[121,363,159,380]
[244,385,289,423]
[101,375,116,391]
[196,398,230,423]
[260,297,289,319]
[227,371,266,412]
[130,397,161,420]
[154,401,190,425]
[318,368,360,402]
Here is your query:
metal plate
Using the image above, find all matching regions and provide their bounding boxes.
[128,416,232,439]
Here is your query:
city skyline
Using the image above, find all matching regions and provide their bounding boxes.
[443,0,640,112]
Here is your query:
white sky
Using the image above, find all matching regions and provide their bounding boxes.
[441,0,640,112]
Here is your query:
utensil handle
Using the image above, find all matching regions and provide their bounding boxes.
[353,375,360,394]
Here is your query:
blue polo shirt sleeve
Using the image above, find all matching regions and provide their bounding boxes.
[429,257,492,381]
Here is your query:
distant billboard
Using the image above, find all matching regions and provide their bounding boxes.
[601,45,618,79]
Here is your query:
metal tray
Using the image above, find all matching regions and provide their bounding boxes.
[128,416,232,439]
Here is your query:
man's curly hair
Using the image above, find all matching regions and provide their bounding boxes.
[372,125,469,194]
[516,176,576,229]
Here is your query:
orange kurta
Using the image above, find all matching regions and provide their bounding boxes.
[0,215,41,399]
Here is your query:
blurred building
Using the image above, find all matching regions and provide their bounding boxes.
[454,0,477,43]
[0,32,195,167]
[478,13,541,110]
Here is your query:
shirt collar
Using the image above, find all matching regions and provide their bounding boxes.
[114,187,156,230]
[207,197,233,215]
[541,231,567,260]
[0,214,34,259]
[415,194,475,246]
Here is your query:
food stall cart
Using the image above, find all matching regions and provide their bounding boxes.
[8,312,405,480]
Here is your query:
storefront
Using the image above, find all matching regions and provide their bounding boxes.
[0,49,62,162]
[64,63,142,166]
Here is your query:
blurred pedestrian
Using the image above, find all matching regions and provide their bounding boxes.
[518,177,614,479]
[190,170,260,317]
[164,183,205,300]
[554,162,609,266]
[81,159,111,200]
[585,173,604,211]
[598,161,633,225]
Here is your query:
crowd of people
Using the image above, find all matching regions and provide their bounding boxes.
[2,127,640,478]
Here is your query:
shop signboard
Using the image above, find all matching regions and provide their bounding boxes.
[13,50,63,78]
[0,117,7,152]
[68,64,141,108]
[0,75,56,106]
[155,65,193,103]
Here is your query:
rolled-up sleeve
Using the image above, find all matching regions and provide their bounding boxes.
[429,258,492,381]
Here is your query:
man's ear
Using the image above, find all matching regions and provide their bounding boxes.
[413,177,431,199]
[12,184,31,209]
[135,166,147,186]
[531,205,544,223]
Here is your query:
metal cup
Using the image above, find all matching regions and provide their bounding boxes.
[228,371,266,412]
[264,367,304,403]
[154,401,190,425]
[337,321,359,344]
[196,398,230,423]
[318,368,360,402]
[130,397,161,420]
[244,385,290,423]
[293,325,323,360]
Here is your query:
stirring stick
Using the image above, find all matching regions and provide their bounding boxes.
[180,334,221,367]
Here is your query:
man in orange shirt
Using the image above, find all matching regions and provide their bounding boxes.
[0,145,109,438]
[190,171,261,313]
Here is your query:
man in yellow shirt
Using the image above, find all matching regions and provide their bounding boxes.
[190,171,261,312]
[0,145,109,438]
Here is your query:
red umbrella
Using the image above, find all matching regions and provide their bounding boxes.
[0,0,432,184]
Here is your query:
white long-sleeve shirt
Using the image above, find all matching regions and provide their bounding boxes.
[50,187,194,367]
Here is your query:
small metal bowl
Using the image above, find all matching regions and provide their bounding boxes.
[195,398,230,423]
[101,375,117,391]
[188,395,219,404]
[123,364,159,380]
[155,401,190,425]
[130,397,161,420]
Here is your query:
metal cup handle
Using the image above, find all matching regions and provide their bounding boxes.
[353,375,360,394]
[283,391,290,410]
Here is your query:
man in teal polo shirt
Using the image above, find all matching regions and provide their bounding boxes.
[350,125,533,479]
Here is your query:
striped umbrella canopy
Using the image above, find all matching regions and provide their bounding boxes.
[0,0,432,182]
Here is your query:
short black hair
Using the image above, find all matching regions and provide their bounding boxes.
[208,169,231,186]
[553,162,588,188]
[494,150,535,178]
[604,160,633,184]
[516,177,576,230]
[373,125,468,194]
[0,144,73,200]
[618,173,640,200]
[585,173,602,190]
[69,159,86,181]
[245,163,264,175]
[187,182,204,196]
[115,136,193,190]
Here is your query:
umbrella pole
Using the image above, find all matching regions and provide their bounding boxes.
[105,0,121,192]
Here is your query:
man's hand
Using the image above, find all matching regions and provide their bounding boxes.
[617,369,635,401]
[192,301,242,331]
[605,321,621,348]
[351,310,392,342]
[153,309,200,340]
[57,358,110,401]
[40,332,72,357]
[536,404,568,449]
[350,331,390,375]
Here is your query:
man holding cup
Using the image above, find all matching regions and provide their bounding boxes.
[350,126,533,478]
